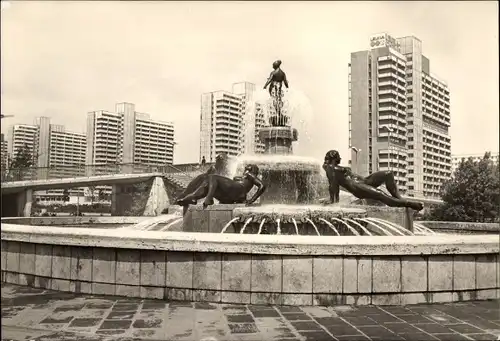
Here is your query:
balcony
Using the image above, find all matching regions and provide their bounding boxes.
[378,63,398,72]
[378,97,399,104]
[378,80,399,88]
[379,114,406,125]
[378,89,399,96]
[393,74,406,84]
[378,123,404,133]
[378,148,408,158]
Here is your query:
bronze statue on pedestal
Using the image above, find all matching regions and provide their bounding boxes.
[264,60,289,125]
[263,60,289,97]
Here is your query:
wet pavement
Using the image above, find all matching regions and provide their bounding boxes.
[1,284,499,341]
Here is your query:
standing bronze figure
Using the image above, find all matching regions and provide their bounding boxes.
[263,60,289,125]
[263,60,289,97]
[323,150,424,211]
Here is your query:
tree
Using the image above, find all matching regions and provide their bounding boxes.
[62,189,70,202]
[9,144,34,169]
[98,189,107,202]
[425,152,499,222]
[8,144,34,180]
[87,186,96,204]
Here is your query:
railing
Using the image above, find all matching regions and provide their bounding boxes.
[1,162,215,183]
[169,162,214,173]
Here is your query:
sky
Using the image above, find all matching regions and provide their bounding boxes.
[1,1,498,164]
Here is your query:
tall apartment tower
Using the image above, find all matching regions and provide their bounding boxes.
[7,117,86,201]
[7,117,86,171]
[200,82,266,162]
[1,133,8,174]
[7,123,38,162]
[233,82,266,155]
[349,33,451,198]
[86,102,175,168]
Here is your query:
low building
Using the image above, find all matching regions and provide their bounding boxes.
[451,152,499,174]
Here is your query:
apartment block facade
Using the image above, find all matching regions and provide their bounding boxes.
[7,117,86,203]
[200,82,266,162]
[451,152,499,174]
[86,102,175,167]
[349,33,452,198]
[1,133,8,173]
[8,117,86,171]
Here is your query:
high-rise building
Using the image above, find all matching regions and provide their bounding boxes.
[349,33,452,198]
[7,123,38,161]
[7,117,86,203]
[86,102,175,167]
[85,103,175,201]
[1,133,8,174]
[7,117,86,171]
[200,82,265,162]
[451,152,499,174]
[233,82,267,155]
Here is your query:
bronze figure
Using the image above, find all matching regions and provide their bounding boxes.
[323,150,423,211]
[263,60,289,97]
[175,164,266,214]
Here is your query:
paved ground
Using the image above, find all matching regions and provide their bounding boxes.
[1,284,499,341]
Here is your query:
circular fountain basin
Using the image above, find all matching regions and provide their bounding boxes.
[1,217,498,306]
[233,155,322,172]
[232,155,324,205]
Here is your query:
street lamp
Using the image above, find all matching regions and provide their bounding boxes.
[1,114,14,119]
[350,146,361,174]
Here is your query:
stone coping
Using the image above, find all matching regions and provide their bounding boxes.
[1,216,157,225]
[420,221,500,232]
[233,205,367,216]
[2,223,498,256]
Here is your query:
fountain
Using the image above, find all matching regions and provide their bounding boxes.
[238,63,320,205]
[1,60,498,307]
[190,59,417,236]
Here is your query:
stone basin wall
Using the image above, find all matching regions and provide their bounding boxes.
[419,221,500,235]
[1,224,498,306]
[182,204,414,234]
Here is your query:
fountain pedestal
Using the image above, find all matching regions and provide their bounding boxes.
[248,108,317,205]
[259,126,298,155]
[182,204,245,233]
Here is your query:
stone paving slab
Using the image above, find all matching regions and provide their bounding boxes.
[2,284,499,341]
